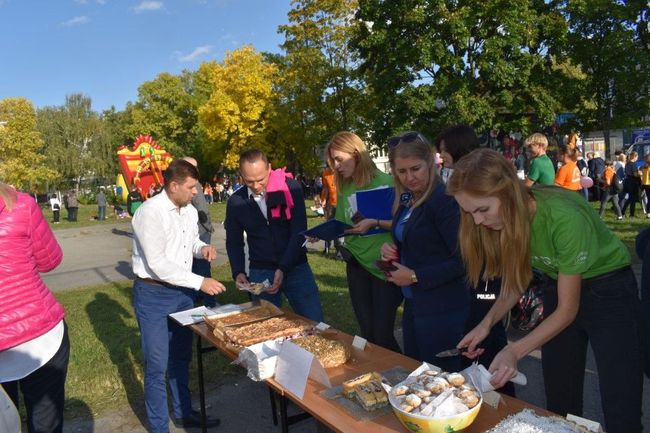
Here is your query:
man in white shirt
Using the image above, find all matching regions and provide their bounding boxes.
[131,159,225,433]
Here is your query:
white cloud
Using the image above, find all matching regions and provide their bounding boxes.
[61,16,89,26]
[132,1,163,13]
[175,45,213,62]
[74,0,88,4]
[96,0,106,4]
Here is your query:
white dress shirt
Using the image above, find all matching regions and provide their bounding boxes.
[248,187,268,220]
[132,189,207,290]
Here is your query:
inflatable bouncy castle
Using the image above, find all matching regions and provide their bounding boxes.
[116,135,173,199]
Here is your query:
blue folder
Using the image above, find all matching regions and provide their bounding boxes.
[301,219,352,242]
[355,186,395,235]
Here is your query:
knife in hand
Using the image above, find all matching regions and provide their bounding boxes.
[435,347,477,358]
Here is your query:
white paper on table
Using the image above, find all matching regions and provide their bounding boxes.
[168,305,226,326]
[566,414,603,432]
[208,303,245,317]
[352,335,367,350]
[234,340,281,381]
[274,340,331,399]
[315,322,331,331]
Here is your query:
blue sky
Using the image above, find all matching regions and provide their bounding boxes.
[0,0,292,112]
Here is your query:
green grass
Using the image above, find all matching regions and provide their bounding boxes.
[593,201,649,262]
[57,252,353,420]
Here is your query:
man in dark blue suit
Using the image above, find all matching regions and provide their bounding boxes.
[224,149,323,322]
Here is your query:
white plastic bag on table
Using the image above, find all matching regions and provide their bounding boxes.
[233,340,281,381]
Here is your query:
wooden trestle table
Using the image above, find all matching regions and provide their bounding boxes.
[189,311,553,433]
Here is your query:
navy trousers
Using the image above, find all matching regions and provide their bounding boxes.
[403,299,468,372]
[346,258,403,353]
[541,268,643,433]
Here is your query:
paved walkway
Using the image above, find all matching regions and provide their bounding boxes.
[45,220,649,432]
[44,222,228,292]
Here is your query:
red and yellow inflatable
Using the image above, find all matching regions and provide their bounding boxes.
[117,135,173,199]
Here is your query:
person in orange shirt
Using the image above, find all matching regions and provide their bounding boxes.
[554,145,581,191]
[320,165,340,255]
[599,160,623,219]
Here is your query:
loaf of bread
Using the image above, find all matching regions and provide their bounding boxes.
[291,335,350,368]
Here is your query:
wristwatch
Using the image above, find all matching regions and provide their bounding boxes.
[410,272,418,284]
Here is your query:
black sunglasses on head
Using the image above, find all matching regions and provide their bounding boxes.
[387,131,427,148]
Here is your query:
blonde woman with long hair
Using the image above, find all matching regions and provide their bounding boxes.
[447,149,642,433]
[326,131,403,352]
[379,132,469,371]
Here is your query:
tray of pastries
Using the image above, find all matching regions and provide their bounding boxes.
[342,372,389,411]
[290,335,350,368]
[217,316,314,348]
[204,300,284,329]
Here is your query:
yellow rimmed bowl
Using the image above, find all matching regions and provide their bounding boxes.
[389,387,482,433]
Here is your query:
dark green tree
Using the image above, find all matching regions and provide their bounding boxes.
[270,0,369,174]
[37,94,112,189]
[353,0,569,143]
[562,0,650,155]
[124,71,206,159]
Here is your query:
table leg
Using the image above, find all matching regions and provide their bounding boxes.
[269,387,278,426]
[196,334,207,433]
[275,391,312,432]
[279,393,289,433]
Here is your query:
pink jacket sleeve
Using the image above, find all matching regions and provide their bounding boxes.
[29,198,63,273]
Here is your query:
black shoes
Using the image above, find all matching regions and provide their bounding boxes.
[173,410,220,428]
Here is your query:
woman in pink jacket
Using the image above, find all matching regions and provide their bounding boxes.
[0,183,68,433]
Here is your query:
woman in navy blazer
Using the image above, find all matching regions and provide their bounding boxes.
[380,132,470,372]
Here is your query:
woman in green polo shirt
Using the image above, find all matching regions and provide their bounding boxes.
[325,131,403,353]
[447,149,642,433]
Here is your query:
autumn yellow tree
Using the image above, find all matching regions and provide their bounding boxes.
[198,46,278,169]
[0,97,57,190]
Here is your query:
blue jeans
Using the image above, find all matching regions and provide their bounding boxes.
[133,279,195,433]
[249,262,323,322]
[403,299,469,372]
[98,206,106,220]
